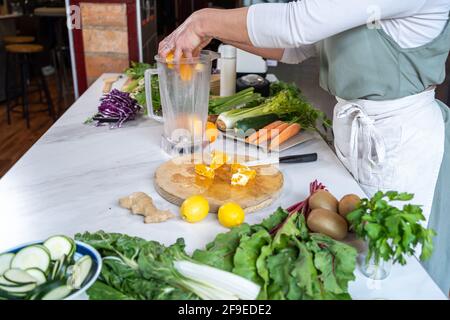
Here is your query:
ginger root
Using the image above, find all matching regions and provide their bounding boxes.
[119,192,174,223]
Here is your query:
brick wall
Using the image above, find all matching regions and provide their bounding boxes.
[80,3,130,86]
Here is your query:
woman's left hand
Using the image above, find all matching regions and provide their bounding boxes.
[158,10,212,60]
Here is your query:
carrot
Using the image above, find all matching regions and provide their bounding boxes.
[257,122,289,145]
[246,120,283,143]
[269,123,301,150]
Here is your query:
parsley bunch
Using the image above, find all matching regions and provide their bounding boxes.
[346,191,436,265]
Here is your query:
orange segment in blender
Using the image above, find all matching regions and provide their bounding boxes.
[180,64,193,81]
[166,52,175,69]
[165,51,193,81]
[195,164,215,179]
[206,121,219,143]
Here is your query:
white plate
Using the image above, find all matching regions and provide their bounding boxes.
[221,129,316,152]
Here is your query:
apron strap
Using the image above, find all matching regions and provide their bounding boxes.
[335,103,386,181]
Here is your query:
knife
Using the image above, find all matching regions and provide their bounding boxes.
[280,153,318,163]
[243,153,318,166]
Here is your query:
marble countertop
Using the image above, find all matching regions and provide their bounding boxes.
[0,74,446,300]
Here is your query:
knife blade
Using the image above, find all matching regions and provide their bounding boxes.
[243,153,318,166]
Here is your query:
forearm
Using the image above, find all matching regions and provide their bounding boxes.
[223,40,316,64]
[195,8,252,47]
[247,0,426,48]
[221,40,285,60]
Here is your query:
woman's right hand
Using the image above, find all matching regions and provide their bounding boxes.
[158,10,212,60]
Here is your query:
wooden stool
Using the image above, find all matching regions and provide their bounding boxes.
[4,44,54,128]
[3,36,35,44]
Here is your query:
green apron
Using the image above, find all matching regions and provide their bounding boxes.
[317,16,450,295]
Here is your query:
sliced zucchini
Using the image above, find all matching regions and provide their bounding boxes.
[41,285,73,300]
[0,275,18,287]
[27,280,64,300]
[50,254,69,281]
[44,236,75,261]
[0,282,36,293]
[67,255,92,289]
[0,253,15,275]
[50,260,60,280]
[11,245,51,272]
[3,268,37,285]
[63,236,76,259]
[26,268,47,285]
[0,288,24,300]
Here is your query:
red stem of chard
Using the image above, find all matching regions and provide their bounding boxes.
[270,180,327,235]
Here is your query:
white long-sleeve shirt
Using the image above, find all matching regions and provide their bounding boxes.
[246,0,450,64]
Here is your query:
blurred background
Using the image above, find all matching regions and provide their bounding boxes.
[0,0,449,177]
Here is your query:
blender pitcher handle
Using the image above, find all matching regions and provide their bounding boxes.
[144,68,164,122]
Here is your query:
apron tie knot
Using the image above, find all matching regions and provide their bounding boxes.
[336,103,386,181]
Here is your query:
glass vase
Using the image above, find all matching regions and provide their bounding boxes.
[358,252,392,280]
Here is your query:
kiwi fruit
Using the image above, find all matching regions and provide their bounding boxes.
[309,190,339,212]
[307,208,348,240]
[338,194,361,218]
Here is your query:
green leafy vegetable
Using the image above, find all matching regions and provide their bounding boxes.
[269,81,301,96]
[75,231,199,300]
[232,229,271,285]
[125,61,151,80]
[346,191,436,266]
[75,231,261,300]
[216,84,331,140]
[193,208,357,300]
[192,223,252,271]
[123,62,160,115]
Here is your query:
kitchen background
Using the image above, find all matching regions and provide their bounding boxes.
[0,0,449,177]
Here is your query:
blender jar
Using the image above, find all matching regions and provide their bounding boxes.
[144,50,219,156]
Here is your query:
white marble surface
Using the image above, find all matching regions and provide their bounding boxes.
[0,74,446,300]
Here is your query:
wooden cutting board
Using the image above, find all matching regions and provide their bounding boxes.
[154,154,284,213]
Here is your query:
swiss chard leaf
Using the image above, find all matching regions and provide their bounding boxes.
[309,234,357,294]
[259,207,289,230]
[291,240,322,299]
[87,281,134,300]
[232,229,272,286]
[266,247,298,300]
[255,244,273,299]
[192,224,252,271]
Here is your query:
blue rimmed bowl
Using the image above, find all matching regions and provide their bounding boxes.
[2,240,102,300]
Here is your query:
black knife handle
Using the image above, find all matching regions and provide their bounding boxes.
[280,153,318,163]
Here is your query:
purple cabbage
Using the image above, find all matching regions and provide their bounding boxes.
[96,89,141,128]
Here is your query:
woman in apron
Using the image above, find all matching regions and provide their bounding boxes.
[159,0,450,295]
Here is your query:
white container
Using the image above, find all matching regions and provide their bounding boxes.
[219,45,237,97]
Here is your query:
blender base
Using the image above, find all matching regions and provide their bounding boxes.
[160,135,207,157]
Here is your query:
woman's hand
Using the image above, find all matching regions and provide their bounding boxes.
[158,10,211,60]
[158,7,251,61]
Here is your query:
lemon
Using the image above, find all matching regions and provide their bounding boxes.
[218,202,245,228]
[180,195,209,223]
